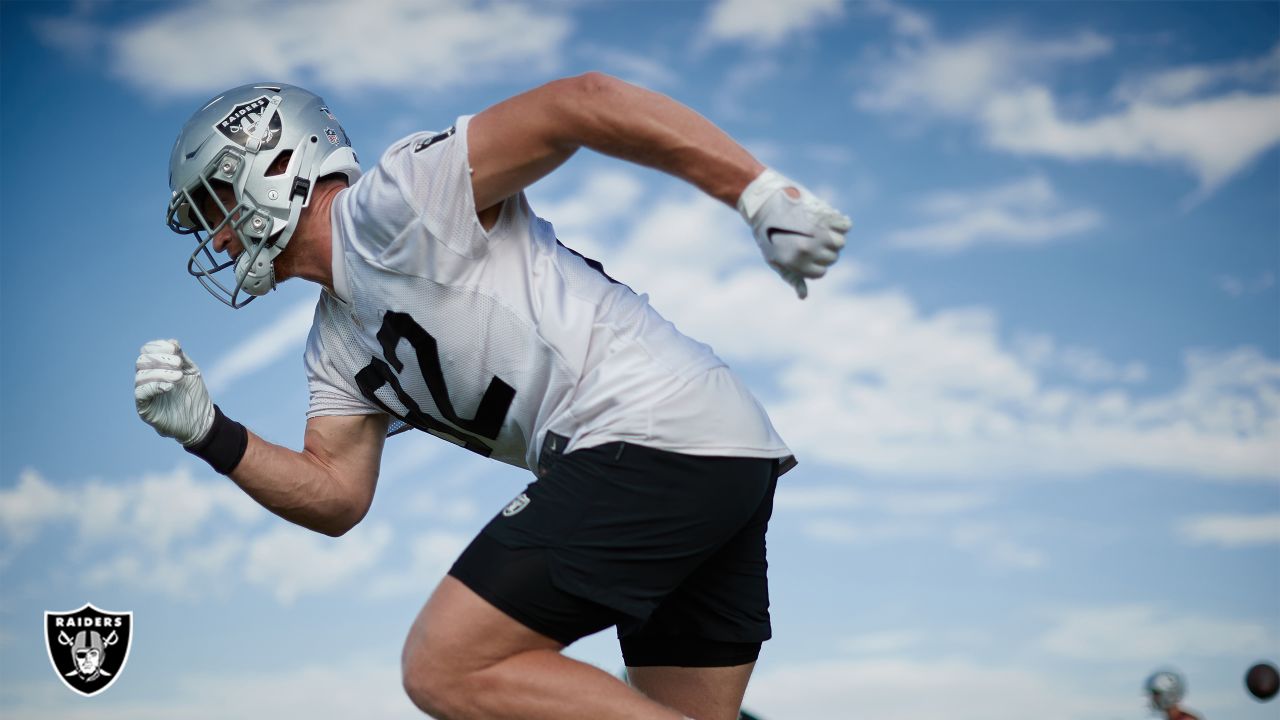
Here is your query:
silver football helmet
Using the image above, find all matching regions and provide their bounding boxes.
[1145,669,1185,711]
[166,82,361,307]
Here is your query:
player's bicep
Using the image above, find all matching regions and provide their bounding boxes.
[467,75,588,212]
[303,412,390,506]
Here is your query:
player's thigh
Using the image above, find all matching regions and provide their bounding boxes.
[402,574,563,680]
[627,663,756,720]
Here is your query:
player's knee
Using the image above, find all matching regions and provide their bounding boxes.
[401,645,463,717]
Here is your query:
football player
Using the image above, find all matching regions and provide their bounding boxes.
[1146,669,1203,720]
[138,75,850,720]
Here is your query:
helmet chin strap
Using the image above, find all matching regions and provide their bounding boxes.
[235,133,317,297]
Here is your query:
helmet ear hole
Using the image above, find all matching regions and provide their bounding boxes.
[266,150,293,177]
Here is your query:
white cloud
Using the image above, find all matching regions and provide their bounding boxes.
[402,488,479,523]
[205,298,317,392]
[703,0,844,47]
[1114,44,1280,104]
[878,490,990,516]
[802,518,929,545]
[0,467,259,555]
[1016,333,1148,385]
[1041,605,1273,662]
[244,522,393,604]
[712,56,782,122]
[861,0,933,39]
[1179,513,1280,547]
[801,517,1041,570]
[857,11,1280,195]
[887,175,1102,253]
[774,485,864,511]
[86,535,248,600]
[37,0,572,97]
[529,169,646,260]
[948,523,1044,570]
[0,469,66,546]
[746,656,1136,720]
[365,530,471,598]
[839,630,923,655]
[0,466,408,604]
[777,485,989,516]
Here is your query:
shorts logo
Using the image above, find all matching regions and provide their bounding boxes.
[44,603,133,697]
[502,493,530,517]
[215,95,282,151]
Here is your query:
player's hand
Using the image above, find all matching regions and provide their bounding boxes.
[134,339,216,447]
[738,168,851,299]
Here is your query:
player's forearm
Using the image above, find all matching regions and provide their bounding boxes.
[563,73,764,207]
[228,431,368,537]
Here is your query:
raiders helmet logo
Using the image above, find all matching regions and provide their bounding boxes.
[44,603,133,697]
[214,95,282,151]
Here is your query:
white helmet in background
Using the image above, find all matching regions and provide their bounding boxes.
[166,82,361,307]
[1145,669,1186,711]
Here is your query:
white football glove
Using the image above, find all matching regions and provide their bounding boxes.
[134,339,215,447]
[738,168,852,299]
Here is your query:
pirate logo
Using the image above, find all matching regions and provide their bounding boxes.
[214,95,282,151]
[45,603,133,697]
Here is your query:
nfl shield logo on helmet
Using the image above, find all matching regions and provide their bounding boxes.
[214,95,282,151]
[45,603,133,697]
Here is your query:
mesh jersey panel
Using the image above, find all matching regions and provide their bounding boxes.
[305,115,791,471]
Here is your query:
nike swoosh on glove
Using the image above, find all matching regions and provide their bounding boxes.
[135,339,216,447]
[738,168,852,299]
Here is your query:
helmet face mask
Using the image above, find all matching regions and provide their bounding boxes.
[166,83,361,308]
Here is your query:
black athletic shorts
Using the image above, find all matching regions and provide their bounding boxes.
[448,432,788,667]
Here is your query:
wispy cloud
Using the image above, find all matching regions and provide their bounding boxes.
[365,530,470,599]
[747,656,1136,720]
[1179,513,1280,547]
[35,0,572,98]
[887,175,1102,253]
[245,523,393,604]
[204,298,317,392]
[1114,44,1280,104]
[0,467,259,554]
[1216,270,1276,298]
[857,5,1280,196]
[702,0,844,47]
[578,44,679,90]
[0,466,402,604]
[1016,333,1148,385]
[1040,605,1274,661]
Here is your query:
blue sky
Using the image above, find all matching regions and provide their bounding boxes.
[1,1,1277,718]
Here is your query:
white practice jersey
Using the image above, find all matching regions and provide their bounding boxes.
[304,115,792,472]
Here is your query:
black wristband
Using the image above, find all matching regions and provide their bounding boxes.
[184,405,248,475]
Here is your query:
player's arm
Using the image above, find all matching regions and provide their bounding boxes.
[467,72,851,298]
[468,72,762,212]
[135,339,389,537]
[228,412,389,536]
